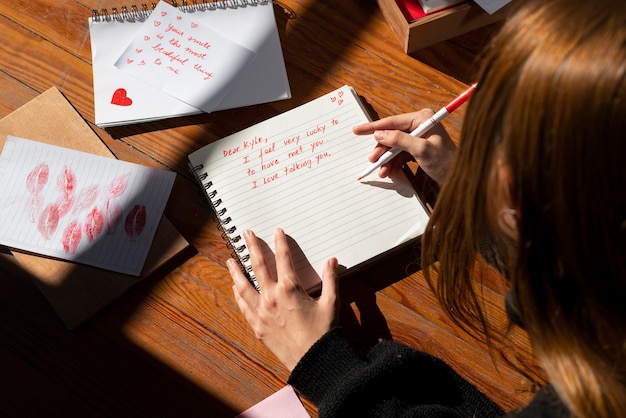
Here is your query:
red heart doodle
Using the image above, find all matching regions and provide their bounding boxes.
[191,22,198,28]
[161,11,167,16]
[144,35,150,41]
[111,88,133,106]
[135,48,142,54]
[154,20,161,27]
[126,58,134,64]
[176,15,182,20]
[338,90,344,97]
[330,96,336,102]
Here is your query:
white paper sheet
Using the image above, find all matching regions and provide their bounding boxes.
[115,1,256,113]
[89,0,291,127]
[0,136,176,276]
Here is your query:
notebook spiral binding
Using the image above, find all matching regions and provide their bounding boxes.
[91,0,269,23]
[190,163,259,289]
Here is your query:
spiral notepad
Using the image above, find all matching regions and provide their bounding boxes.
[189,85,430,292]
[89,0,291,127]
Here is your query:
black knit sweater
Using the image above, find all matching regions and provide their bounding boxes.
[288,328,569,417]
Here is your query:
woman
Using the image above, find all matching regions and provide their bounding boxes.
[228,0,626,416]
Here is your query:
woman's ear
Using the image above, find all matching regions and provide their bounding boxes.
[496,163,519,240]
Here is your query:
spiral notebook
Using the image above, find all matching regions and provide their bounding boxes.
[188,85,430,293]
[89,0,291,127]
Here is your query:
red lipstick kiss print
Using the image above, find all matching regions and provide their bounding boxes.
[26,162,49,194]
[125,204,146,241]
[104,198,123,234]
[73,185,100,214]
[55,166,76,217]
[107,173,130,198]
[62,220,82,254]
[84,207,105,243]
[111,88,133,106]
[57,166,76,194]
[38,204,61,240]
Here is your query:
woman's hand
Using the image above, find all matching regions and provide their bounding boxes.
[228,229,340,371]
[353,109,457,185]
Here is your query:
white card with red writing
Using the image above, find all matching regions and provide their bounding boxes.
[0,136,176,276]
[88,0,290,127]
[115,1,256,113]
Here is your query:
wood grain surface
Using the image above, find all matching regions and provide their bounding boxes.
[0,1,543,416]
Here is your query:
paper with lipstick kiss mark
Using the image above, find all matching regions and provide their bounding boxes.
[115,1,256,113]
[0,136,175,276]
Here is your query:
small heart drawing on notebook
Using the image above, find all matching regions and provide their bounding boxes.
[111,88,133,106]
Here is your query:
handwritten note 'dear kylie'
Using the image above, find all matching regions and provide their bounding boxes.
[111,88,133,106]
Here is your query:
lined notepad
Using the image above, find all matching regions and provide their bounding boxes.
[0,136,175,276]
[189,85,429,292]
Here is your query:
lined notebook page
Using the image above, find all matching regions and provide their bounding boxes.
[0,136,176,276]
[189,85,429,291]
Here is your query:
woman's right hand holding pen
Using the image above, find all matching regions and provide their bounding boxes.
[353,109,457,185]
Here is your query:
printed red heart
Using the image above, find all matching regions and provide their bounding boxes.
[154,20,161,27]
[191,22,198,28]
[111,88,133,106]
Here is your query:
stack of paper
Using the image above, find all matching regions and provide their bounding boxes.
[89,0,291,127]
[0,88,190,329]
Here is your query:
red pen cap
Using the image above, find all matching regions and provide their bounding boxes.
[444,82,477,113]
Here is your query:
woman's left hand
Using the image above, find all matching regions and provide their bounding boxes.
[228,228,340,371]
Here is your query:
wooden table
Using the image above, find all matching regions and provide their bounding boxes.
[0,1,546,416]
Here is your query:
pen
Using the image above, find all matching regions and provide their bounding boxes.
[357,83,477,181]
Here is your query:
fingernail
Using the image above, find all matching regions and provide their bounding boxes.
[374,130,386,140]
